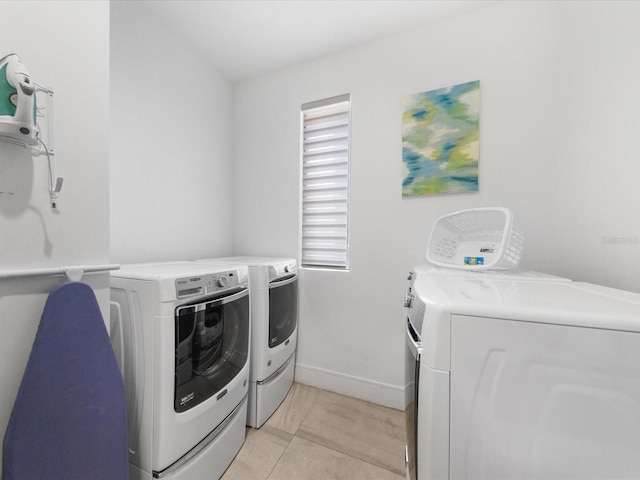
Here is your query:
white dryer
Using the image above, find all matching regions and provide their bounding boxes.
[404,264,640,480]
[110,262,250,480]
[196,256,298,428]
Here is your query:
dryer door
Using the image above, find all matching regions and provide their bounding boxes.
[268,274,298,348]
[405,318,421,480]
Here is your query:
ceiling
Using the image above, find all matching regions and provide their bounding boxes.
[143,0,495,82]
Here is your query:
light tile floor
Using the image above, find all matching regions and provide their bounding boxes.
[221,383,406,480]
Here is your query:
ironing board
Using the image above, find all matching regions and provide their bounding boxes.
[2,281,128,479]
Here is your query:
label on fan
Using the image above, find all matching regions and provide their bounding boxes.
[464,257,484,266]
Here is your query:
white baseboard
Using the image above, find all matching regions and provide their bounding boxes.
[294,363,404,410]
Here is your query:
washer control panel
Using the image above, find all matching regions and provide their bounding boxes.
[175,270,244,298]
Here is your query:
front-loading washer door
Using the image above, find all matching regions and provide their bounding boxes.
[175,288,249,413]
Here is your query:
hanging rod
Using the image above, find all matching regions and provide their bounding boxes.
[0,264,120,281]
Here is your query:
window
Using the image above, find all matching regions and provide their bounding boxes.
[300,94,351,270]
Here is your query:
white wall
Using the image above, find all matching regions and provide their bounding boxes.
[234,1,640,408]
[110,1,235,264]
[555,1,640,291]
[0,1,110,475]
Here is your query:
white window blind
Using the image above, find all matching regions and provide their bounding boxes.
[301,94,350,270]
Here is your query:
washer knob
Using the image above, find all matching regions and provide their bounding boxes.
[217,276,229,288]
[284,265,290,273]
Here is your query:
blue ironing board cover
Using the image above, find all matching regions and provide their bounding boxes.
[3,281,128,479]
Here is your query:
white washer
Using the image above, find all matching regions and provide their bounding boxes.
[110,261,251,480]
[405,264,640,480]
[196,256,298,428]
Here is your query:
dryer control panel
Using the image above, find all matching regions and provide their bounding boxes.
[268,260,297,280]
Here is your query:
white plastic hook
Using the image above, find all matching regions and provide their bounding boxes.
[64,267,84,282]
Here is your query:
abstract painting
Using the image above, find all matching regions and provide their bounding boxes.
[402,80,479,196]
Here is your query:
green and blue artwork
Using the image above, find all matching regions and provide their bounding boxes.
[402,80,479,196]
